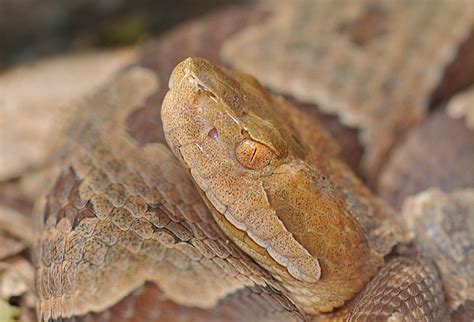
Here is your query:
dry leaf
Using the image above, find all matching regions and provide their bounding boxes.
[0,257,34,300]
[0,48,140,180]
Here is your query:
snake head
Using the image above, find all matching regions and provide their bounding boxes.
[162,57,303,165]
[162,57,382,314]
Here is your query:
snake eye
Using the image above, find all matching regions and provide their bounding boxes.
[235,139,273,170]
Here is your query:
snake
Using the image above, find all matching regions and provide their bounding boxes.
[32,56,474,322]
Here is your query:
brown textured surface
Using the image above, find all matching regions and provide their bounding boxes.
[31,6,348,321]
[222,0,473,181]
[30,4,472,319]
[33,58,456,321]
[378,107,474,210]
[35,67,305,321]
[402,189,474,320]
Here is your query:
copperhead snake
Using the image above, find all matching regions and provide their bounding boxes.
[32,56,474,322]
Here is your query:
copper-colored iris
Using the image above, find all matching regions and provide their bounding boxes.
[235,139,272,170]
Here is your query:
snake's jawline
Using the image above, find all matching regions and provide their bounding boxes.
[197,186,285,275]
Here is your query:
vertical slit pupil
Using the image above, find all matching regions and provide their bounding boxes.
[250,147,258,163]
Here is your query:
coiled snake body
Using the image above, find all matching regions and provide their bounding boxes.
[35,58,471,321]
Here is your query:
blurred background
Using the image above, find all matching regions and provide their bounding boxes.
[0,0,247,68]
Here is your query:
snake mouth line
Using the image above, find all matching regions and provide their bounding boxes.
[185,158,322,284]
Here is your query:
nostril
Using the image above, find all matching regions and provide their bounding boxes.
[208,127,219,141]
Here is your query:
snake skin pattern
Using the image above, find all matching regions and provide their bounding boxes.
[347,258,447,321]
[31,3,473,318]
[32,51,471,320]
[34,67,303,321]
